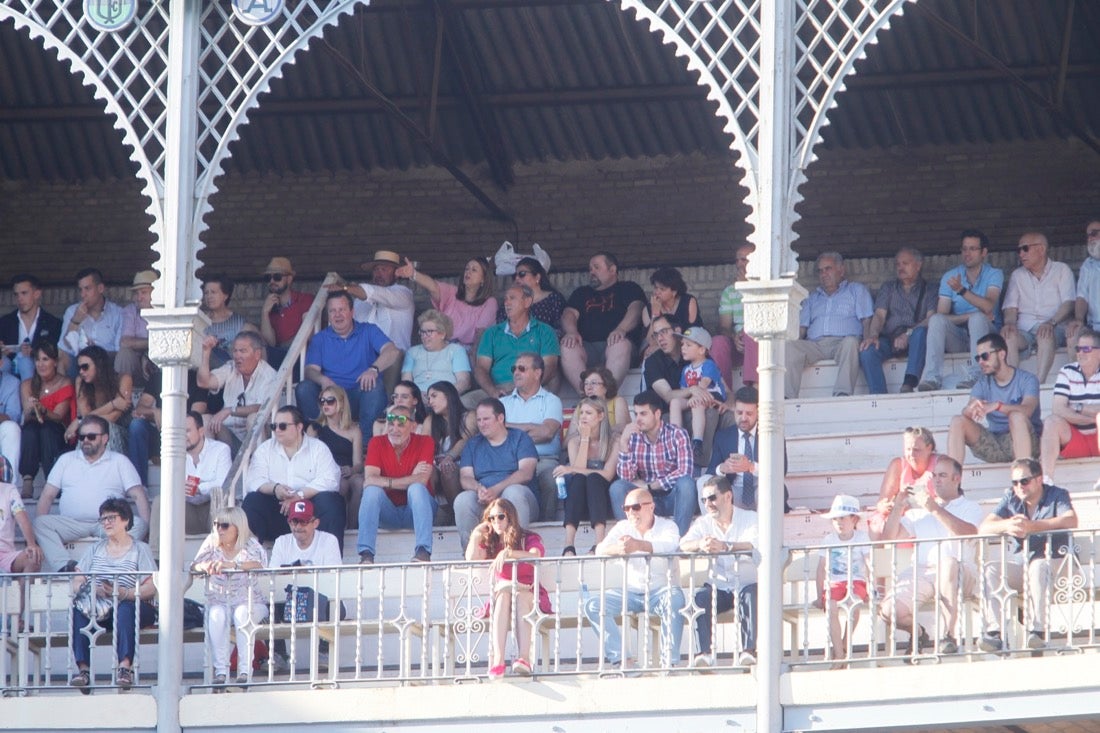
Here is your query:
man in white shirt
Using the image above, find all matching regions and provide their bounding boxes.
[197,331,278,453]
[149,412,232,553]
[59,268,124,374]
[346,250,415,393]
[0,273,62,380]
[500,351,562,521]
[582,487,685,669]
[33,415,150,572]
[243,406,344,551]
[680,475,759,667]
[874,455,984,655]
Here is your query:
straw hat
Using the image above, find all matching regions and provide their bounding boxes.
[360,250,401,272]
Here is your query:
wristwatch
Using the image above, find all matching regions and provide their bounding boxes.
[1074,402,1084,414]
[957,287,969,297]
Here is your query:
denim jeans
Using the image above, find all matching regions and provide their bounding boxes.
[923,312,992,385]
[127,417,157,487]
[356,483,436,556]
[693,582,757,655]
[583,586,686,666]
[858,329,928,394]
[72,599,157,667]
[609,476,696,536]
[296,379,386,440]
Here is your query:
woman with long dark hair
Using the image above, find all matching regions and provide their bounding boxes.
[641,266,702,358]
[20,340,74,496]
[425,381,476,508]
[66,345,133,455]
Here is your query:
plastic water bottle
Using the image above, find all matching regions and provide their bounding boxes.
[555,476,567,500]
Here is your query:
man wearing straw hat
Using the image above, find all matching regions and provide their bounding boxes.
[344,250,415,395]
[259,256,312,369]
[115,269,159,388]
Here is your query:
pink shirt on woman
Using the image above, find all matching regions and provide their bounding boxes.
[432,282,497,348]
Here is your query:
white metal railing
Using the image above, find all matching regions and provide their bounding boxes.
[216,273,338,509]
[5,531,1100,693]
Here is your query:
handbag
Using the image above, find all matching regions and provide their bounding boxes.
[282,584,330,623]
[73,581,113,623]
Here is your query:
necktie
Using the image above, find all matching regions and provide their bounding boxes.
[742,432,756,509]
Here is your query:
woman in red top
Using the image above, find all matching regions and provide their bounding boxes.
[19,340,74,496]
[465,498,550,680]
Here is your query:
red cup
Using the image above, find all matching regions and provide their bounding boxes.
[185,475,200,497]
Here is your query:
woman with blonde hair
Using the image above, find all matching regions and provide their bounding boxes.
[554,397,616,555]
[401,309,472,393]
[307,385,364,518]
[465,498,551,679]
[191,505,269,689]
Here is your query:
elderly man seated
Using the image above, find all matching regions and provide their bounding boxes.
[33,415,150,573]
[197,331,279,453]
[501,352,562,522]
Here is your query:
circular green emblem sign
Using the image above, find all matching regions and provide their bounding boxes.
[84,0,137,32]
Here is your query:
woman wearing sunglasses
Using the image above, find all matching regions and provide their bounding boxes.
[554,397,616,556]
[191,506,268,690]
[494,257,566,332]
[307,385,364,526]
[395,257,497,354]
[372,380,432,437]
[65,345,133,454]
[465,498,551,679]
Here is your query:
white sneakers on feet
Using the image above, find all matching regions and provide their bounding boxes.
[738,651,756,666]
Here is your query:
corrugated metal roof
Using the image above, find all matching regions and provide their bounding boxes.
[0,0,1097,182]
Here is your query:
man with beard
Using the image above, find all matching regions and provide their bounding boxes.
[259,257,312,368]
[1066,218,1100,345]
[59,268,124,373]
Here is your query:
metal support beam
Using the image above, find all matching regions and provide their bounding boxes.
[1054,0,1075,109]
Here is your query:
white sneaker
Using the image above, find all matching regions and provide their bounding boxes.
[738,651,756,666]
[692,653,714,670]
[267,652,289,674]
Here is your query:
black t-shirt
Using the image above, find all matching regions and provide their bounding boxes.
[566,280,646,343]
[642,349,682,392]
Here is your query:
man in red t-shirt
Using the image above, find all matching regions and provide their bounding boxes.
[355,404,436,564]
[259,257,313,368]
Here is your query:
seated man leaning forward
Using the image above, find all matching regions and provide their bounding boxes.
[979,459,1078,653]
[560,252,646,394]
[946,333,1041,465]
[297,290,400,440]
[785,252,873,399]
[610,390,695,536]
[1039,328,1100,480]
[243,406,345,551]
[33,415,150,573]
[583,487,685,670]
[455,398,540,550]
[197,331,278,453]
[681,475,759,668]
[356,404,436,565]
[470,283,559,405]
[500,352,562,522]
[874,455,984,656]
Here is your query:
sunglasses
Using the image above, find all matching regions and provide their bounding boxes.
[99,514,121,524]
[385,413,410,425]
[1017,245,1035,253]
[77,362,92,372]
[488,513,507,521]
[215,522,232,531]
[511,364,532,373]
[974,350,997,362]
[270,421,296,432]
[1011,475,1039,487]
[319,396,338,406]
[1088,228,1100,238]
[77,432,104,441]
[622,502,654,513]
[236,393,247,408]
[702,494,720,504]
[264,273,285,283]
[1077,346,1097,354]
[514,270,532,278]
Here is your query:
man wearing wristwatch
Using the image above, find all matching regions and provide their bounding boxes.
[355,404,436,565]
[858,247,938,394]
[243,405,345,551]
[1039,328,1100,480]
[918,230,1004,391]
[197,331,277,454]
[296,290,400,440]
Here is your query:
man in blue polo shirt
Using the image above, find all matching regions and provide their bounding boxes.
[917,230,1004,391]
[470,284,559,403]
[296,290,400,438]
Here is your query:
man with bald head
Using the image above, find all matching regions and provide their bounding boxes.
[583,487,685,670]
[1001,231,1075,383]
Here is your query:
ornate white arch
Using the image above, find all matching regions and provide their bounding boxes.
[0,7,166,261]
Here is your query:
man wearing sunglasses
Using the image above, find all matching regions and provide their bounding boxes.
[681,475,758,668]
[33,415,150,572]
[470,284,559,405]
[946,333,1040,465]
[500,352,562,522]
[1039,329,1100,480]
[918,230,1003,392]
[1001,231,1075,383]
[356,405,436,564]
[584,487,685,670]
[1066,219,1100,345]
[197,331,278,454]
[978,458,1077,652]
[259,257,311,368]
[244,406,345,551]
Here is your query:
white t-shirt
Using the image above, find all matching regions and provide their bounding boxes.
[901,495,985,569]
[48,449,141,522]
[681,509,759,589]
[268,530,342,568]
[820,529,871,584]
[597,516,680,592]
[207,361,279,441]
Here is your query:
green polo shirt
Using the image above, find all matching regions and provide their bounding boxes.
[477,317,560,384]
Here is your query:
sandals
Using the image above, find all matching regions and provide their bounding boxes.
[488,664,506,680]
[562,545,576,556]
[116,666,133,690]
[70,669,91,694]
[512,658,533,676]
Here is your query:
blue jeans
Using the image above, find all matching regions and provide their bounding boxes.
[356,483,436,556]
[583,586,686,666]
[127,417,156,487]
[694,582,757,655]
[609,476,696,536]
[296,380,386,440]
[858,329,928,394]
[72,599,157,667]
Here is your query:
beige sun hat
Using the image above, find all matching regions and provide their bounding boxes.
[129,270,159,290]
[360,250,402,272]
